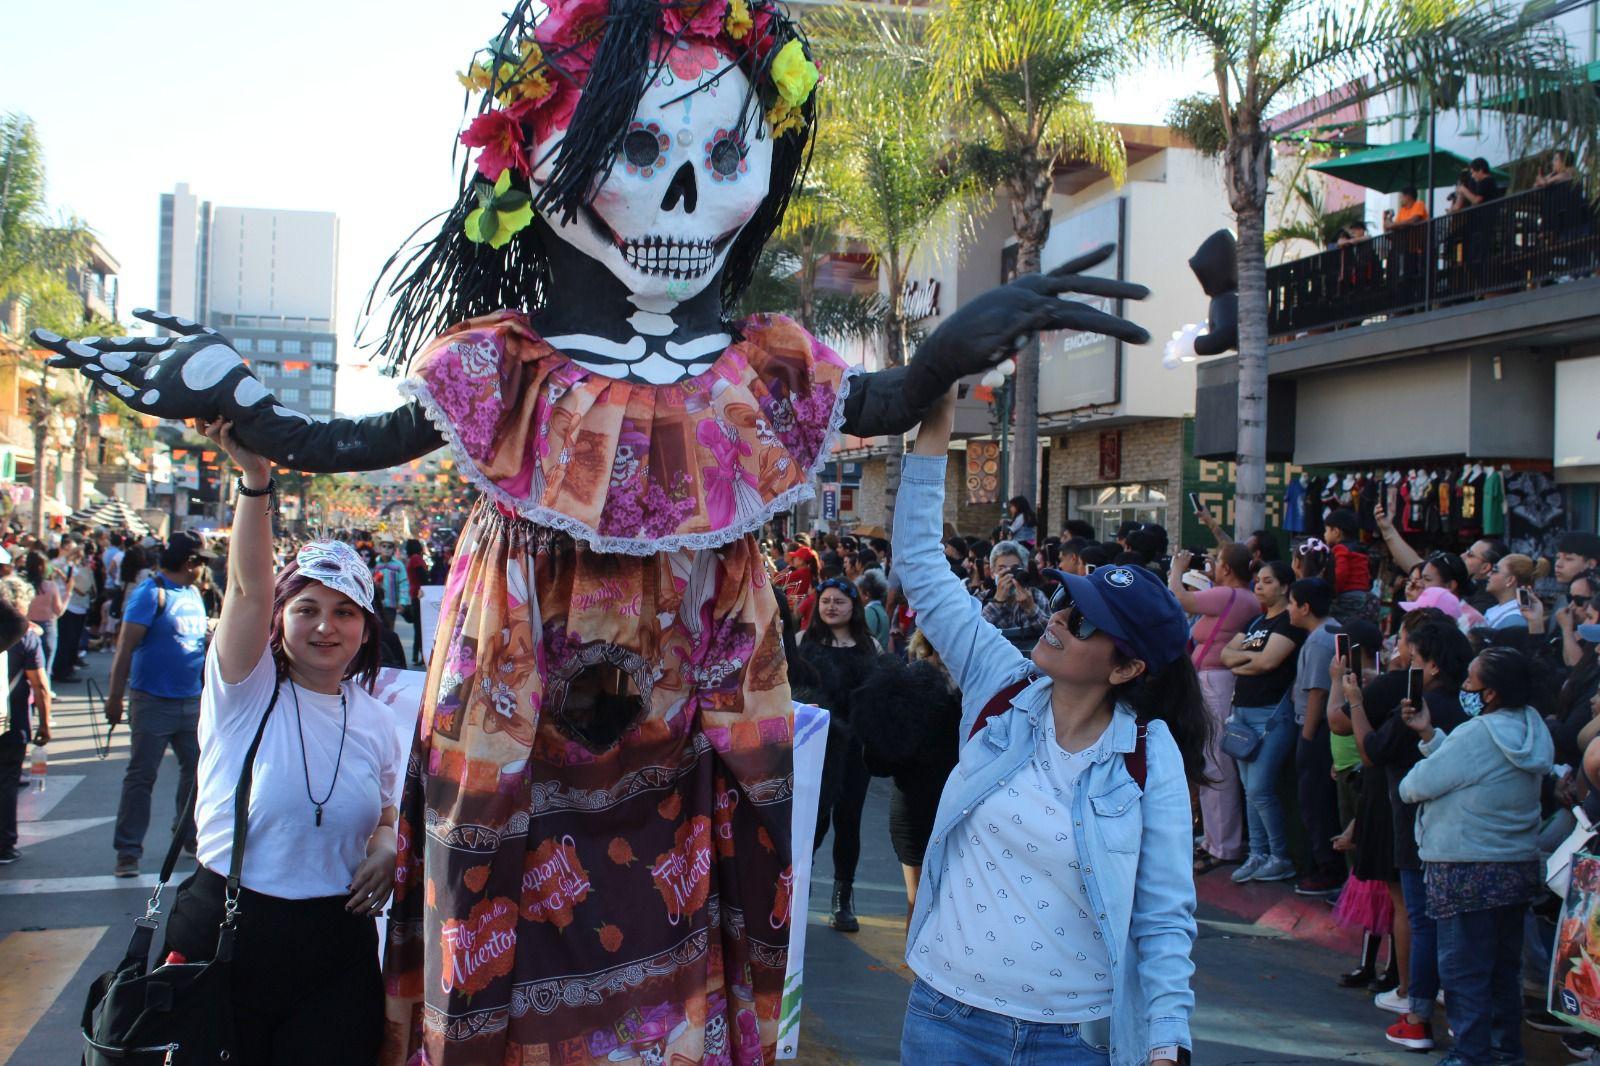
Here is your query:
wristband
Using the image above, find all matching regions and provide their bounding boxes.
[236,476,276,497]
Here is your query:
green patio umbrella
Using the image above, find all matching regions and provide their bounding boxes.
[1310,140,1508,193]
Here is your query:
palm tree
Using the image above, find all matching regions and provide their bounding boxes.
[1114,0,1600,535]
[930,0,1130,512]
[1264,152,1369,262]
[806,10,989,526]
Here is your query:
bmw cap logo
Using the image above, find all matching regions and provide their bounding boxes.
[1105,567,1136,588]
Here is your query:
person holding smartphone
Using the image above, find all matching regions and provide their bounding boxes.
[1347,617,1473,1053]
[1481,554,1548,630]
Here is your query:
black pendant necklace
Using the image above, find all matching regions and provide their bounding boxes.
[289,678,347,827]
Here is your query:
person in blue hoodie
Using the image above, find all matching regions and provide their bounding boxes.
[1397,646,1555,1066]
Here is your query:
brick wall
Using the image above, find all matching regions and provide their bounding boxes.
[1043,418,1186,537]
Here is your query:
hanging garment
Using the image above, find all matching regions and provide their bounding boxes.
[1482,468,1506,537]
[381,310,855,1066]
[1504,470,1563,558]
[1284,478,1307,534]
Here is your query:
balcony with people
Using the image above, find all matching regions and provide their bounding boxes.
[1265,148,1598,341]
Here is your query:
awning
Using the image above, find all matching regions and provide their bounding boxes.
[1481,59,1600,115]
[1310,140,1508,193]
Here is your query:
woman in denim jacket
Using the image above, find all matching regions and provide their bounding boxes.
[892,388,1209,1066]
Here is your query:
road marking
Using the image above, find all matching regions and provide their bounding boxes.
[16,775,84,821]
[810,912,915,983]
[0,869,193,896]
[0,926,107,1063]
[18,816,114,847]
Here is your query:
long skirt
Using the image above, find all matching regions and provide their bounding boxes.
[382,502,795,1066]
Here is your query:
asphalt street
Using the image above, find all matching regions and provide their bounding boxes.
[0,628,1570,1064]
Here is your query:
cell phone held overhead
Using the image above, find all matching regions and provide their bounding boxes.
[1518,587,1533,608]
[1336,633,1351,662]
[1406,667,1424,707]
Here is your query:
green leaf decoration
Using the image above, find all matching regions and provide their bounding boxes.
[477,208,503,244]
[494,189,531,211]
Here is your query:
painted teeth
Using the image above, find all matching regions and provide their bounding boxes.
[618,236,716,279]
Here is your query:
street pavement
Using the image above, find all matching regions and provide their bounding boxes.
[0,630,1574,1064]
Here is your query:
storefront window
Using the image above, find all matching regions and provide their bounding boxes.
[1071,484,1167,542]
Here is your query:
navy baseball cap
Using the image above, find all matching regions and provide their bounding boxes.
[1042,564,1190,668]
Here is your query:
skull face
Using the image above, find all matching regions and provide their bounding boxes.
[532,37,773,306]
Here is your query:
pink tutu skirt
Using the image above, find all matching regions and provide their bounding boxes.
[1332,875,1394,935]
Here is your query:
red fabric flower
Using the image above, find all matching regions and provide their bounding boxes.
[537,0,610,53]
[661,0,729,39]
[460,100,537,179]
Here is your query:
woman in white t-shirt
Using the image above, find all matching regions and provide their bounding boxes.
[161,418,402,1065]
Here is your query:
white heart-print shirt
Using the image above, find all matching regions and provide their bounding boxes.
[908,716,1113,1022]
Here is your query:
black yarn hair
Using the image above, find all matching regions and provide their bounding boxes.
[363,0,818,374]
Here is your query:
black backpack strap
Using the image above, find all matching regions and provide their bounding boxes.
[216,685,279,960]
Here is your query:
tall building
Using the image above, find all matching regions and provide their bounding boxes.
[156,184,341,419]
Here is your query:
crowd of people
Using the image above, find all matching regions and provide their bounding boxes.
[768,445,1600,1064]
[0,502,455,874]
[3,410,1598,1064]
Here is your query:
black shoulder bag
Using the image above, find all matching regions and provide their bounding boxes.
[81,685,279,1065]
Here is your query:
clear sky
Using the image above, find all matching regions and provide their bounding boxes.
[2,1,1210,417]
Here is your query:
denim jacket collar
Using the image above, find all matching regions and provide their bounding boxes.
[1014,676,1141,763]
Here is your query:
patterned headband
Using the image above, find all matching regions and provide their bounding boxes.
[296,541,376,614]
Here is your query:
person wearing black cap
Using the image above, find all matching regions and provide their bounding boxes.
[894,388,1206,1066]
[1557,532,1600,587]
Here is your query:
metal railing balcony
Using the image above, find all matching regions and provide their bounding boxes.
[1266,183,1599,338]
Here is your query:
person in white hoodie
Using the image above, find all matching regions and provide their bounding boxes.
[1397,646,1554,1066]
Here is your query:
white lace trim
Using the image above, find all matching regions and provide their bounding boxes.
[399,364,861,557]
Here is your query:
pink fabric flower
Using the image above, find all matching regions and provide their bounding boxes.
[660,0,729,39]
[537,0,610,52]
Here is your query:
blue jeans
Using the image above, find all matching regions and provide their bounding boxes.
[34,617,56,678]
[900,979,1111,1066]
[112,691,200,861]
[1400,868,1439,1020]
[1233,700,1294,860]
[1437,901,1525,1065]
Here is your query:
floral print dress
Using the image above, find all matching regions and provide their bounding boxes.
[380,310,855,1066]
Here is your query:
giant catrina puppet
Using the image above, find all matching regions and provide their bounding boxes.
[36,0,1149,1062]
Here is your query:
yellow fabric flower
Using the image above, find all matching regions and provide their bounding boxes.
[495,40,553,104]
[725,0,752,41]
[457,63,495,93]
[766,100,804,139]
[770,39,819,109]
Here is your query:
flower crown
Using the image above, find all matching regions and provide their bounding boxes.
[457,0,820,248]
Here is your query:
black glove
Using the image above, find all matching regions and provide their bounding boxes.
[33,309,443,472]
[842,244,1149,438]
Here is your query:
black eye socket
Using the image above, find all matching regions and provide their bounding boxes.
[708,136,742,177]
[624,129,662,168]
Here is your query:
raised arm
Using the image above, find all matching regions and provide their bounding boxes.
[202,418,277,684]
[1373,503,1422,572]
[892,389,1030,734]
[33,310,443,473]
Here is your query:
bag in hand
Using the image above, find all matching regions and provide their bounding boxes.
[81,688,277,1064]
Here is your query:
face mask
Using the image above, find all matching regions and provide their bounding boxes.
[1460,688,1484,718]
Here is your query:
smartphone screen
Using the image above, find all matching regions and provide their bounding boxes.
[1335,633,1351,662]
[1518,587,1532,608]
[1350,645,1364,679]
[1187,492,1202,514]
[1406,667,1424,706]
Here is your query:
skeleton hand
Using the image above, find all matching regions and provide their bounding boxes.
[31,308,275,423]
[906,243,1150,404]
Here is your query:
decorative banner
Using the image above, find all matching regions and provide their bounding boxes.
[966,440,1002,505]
[1551,851,1600,1035]
[1098,430,1122,481]
[139,416,159,429]
[97,413,118,429]
[201,451,217,462]
[171,449,188,460]
[283,360,310,371]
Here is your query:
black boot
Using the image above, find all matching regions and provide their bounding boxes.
[1338,932,1381,988]
[831,882,859,933]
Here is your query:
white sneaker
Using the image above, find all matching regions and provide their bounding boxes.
[1374,988,1408,1014]
[1231,854,1268,883]
[1253,856,1297,882]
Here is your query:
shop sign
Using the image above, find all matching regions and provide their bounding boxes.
[900,279,941,322]
[822,485,839,521]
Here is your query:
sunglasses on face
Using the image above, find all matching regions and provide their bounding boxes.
[1573,594,1594,607]
[1065,606,1100,641]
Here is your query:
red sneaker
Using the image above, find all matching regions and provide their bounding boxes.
[1384,1017,1435,1051]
